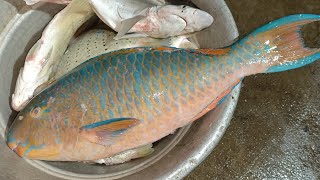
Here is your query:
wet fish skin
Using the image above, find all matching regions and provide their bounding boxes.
[12,0,94,111]
[88,0,213,39]
[6,14,320,161]
[89,0,165,33]
[53,29,198,79]
[49,29,197,165]
[24,0,71,5]
[128,5,213,38]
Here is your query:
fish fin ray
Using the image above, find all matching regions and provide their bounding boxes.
[115,15,146,40]
[257,15,320,72]
[80,118,141,146]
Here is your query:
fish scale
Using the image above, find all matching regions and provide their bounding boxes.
[57,49,216,125]
[7,14,320,161]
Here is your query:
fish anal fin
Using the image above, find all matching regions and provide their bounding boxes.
[192,79,241,121]
[80,118,141,146]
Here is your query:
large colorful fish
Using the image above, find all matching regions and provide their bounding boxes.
[6,14,320,161]
[49,29,199,164]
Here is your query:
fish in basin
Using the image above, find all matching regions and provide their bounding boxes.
[53,28,199,80]
[89,0,213,39]
[6,14,320,161]
[49,29,199,164]
[11,0,95,111]
[23,0,214,39]
[12,0,212,111]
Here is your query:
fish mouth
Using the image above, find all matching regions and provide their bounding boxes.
[7,142,21,156]
[11,97,30,111]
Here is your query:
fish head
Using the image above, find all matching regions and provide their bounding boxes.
[7,95,61,160]
[160,5,213,32]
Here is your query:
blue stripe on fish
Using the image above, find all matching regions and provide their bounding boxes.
[24,144,45,157]
[253,14,320,34]
[81,117,138,129]
[266,52,320,73]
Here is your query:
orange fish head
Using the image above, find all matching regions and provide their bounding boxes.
[6,97,61,160]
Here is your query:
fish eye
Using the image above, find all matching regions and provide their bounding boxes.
[30,107,42,118]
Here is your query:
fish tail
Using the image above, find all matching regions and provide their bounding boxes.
[234,14,320,74]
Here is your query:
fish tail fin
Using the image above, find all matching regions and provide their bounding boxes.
[236,14,320,74]
[264,14,320,73]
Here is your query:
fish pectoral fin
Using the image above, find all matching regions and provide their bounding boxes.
[79,118,141,146]
[115,15,147,40]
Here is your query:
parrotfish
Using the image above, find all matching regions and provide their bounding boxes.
[88,0,213,39]
[49,29,198,165]
[12,0,94,111]
[6,14,320,161]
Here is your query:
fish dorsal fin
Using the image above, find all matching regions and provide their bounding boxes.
[195,48,231,55]
[115,15,147,40]
[79,118,141,146]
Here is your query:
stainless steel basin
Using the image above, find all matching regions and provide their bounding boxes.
[0,0,240,179]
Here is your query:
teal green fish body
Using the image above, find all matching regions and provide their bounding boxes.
[6,14,320,161]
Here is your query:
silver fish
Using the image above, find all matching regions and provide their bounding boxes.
[89,0,213,39]
[12,0,94,111]
[24,0,71,5]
